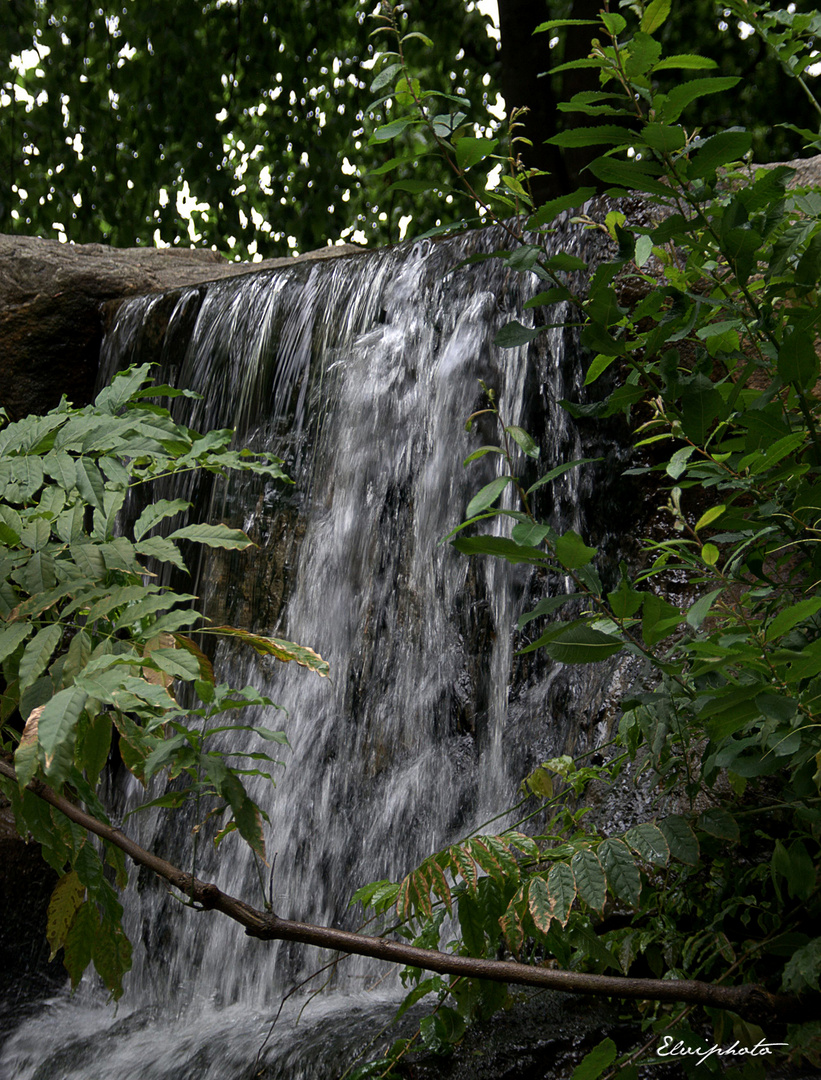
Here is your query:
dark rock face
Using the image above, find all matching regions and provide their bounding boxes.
[0,234,363,420]
[0,804,63,1036]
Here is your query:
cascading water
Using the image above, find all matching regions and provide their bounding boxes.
[2,218,634,1080]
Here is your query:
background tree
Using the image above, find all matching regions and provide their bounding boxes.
[0,0,497,255]
[1,0,819,259]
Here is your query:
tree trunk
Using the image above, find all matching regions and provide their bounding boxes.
[498,0,602,202]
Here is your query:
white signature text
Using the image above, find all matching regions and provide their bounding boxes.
[657,1036,789,1065]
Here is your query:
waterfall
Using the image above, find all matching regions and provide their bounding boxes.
[2,218,633,1080]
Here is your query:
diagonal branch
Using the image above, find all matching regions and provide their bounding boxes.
[0,758,809,1026]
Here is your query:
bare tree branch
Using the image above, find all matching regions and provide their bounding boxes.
[0,757,809,1025]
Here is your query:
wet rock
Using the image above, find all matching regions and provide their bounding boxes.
[0,234,364,420]
[0,802,64,1037]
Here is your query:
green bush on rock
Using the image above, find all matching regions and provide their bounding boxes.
[349,2,821,1074]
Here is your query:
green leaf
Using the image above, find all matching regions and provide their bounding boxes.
[386,179,436,195]
[38,686,90,783]
[688,129,752,178]
[18,623,63,693]
[370,62,401,93]
[686,588,723,629]
[546,125,634,149]
[641,592,681,648]
[133,498,190,541]
[659,815,700,866]
[546,863,576,927]
[173,634,215,683]
[588,157,672,198]
[500,899,525,956]
[20,518,51,552]
[112,592,196,630]
[652,54,718,71]
[455,136,498,171]
[505,426,539,459]
[640,0,671,35]
[782,938,821,994]
[697,808,739,843]
[468,836,508,887]
[527,187,596,228]
[494,321,542,348]
[145,646,202,682]
[94,363,153,412]
[680,383,724,443]
[599,838,641,906]
[600,13,626,35]
[452,535,547,565]
[555,530,597,570]
[369,118,414,143]
[607,579,642,619]
[395,977,444,1020]
[134,535,188,571]
[400,31,433,46]
[778,841,816,901]
[232,793,266,861]
[623,33,662,78]
[526,458,601,495]
[92,919,132,1000]
[641,123,686,153]
[463,445,506,465]
[466,476,514,518]
[584,353,619,386]
[766,597,821,641]
[624,824,670,866]
[534,19,598,32]
[694,505,725,532]
[543,625,624,664]
[166,523,252,550]
[572,1038,618,1080]
[0,622,32,663]
[511,521,552,547]
[663,78,741,124]
[701,543,719,567]
[528,876,553,934]
[101,537,142,574]
[571,849,606,912]
[517,594,579,628]
[544,253,588,272]
[80,709,113,786]
[449,844,479,897]
[63,900,100,989]
[70,542,107,579]
[74,459,106,511]
[580,323,626,357]
[22,552,57,596]
[778,330,819,390]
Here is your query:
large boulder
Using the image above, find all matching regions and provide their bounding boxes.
[0,235,362,420]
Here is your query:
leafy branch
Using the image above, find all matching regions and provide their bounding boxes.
[0,755,806,1026]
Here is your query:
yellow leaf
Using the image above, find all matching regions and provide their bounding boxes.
[46,871,86,961]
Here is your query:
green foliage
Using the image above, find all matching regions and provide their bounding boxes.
[0,0,498,255]
[0,364,327,998]
[355,1,821,1074]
